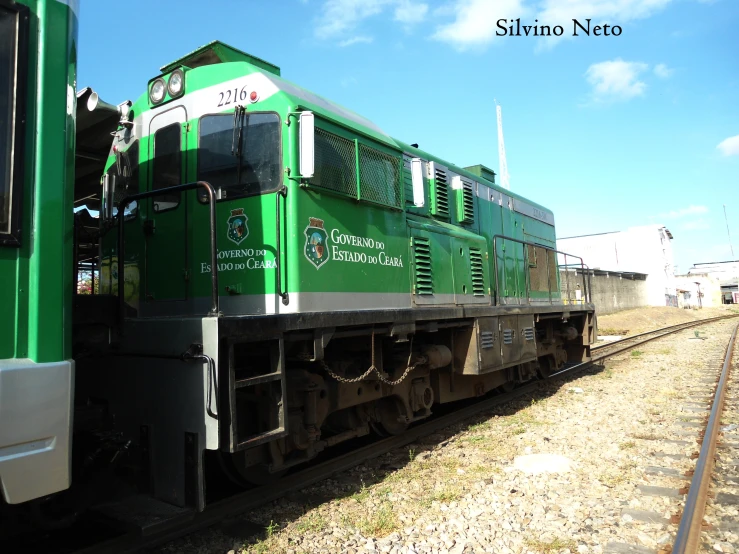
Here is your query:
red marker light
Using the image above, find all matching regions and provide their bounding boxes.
[249,91,258,102]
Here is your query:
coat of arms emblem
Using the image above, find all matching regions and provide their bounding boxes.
[227,208,249,245]
[304,217,329,269]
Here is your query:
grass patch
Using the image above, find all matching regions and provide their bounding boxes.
[467,420,491,432]
[619,441,636,449]
[631,349,643,358]
[431,483,464,504]
[356,501,398,536]
[245,521,280,554]
[525,537,578,553]
[351,480,371,503]
[463,434,487,444]
[294,511,327,534]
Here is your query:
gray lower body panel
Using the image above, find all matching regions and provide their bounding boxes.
[0,359,74,504]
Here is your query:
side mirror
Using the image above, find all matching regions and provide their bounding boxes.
[410,158,424,207]
[299,111,315,178]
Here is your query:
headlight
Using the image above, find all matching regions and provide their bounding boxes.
[168,70,184,97]
[150,78,166,104]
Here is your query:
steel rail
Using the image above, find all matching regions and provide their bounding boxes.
[671,322,738,554]
[74,315,739,553]
[591,315,737,351]
[548,315,739,380]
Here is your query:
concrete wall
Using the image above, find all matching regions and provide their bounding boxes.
[557,224,676,306]
[561,270,648,315]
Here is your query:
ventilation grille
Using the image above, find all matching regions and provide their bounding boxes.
[470,248,485,297]
[480,331,495,349]
[503,329,515,345]
[310,128,357,197]
[460,179,474,224]
[359,144,401,208]
[412,237,433,295]
[432,167,449,217]
[523,327,535,341]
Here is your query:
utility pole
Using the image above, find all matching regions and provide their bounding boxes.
[495,100,510,190]
[724,204,735,258]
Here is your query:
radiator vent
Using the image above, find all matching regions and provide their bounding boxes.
[523,327,535,341]
[480,331,495,349]
[431,166,449,218]
[459,179,474,224]
[412,237,433,295]
[470,248,485,297]
[503,329,515,345]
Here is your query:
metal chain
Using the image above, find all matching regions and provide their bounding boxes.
[318,332,421,386]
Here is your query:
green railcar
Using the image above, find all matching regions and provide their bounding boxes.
[0,0,77,506]
[2,31,595,520]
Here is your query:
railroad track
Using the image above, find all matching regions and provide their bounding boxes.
[38,314,739,553]
[668,322,738,553]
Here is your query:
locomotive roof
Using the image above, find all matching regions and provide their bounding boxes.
[123,42,555,221]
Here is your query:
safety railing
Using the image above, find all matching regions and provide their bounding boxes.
[558,264,593,306]
[117,181,219,322]
[491,234,591,306]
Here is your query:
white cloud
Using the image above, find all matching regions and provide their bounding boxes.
[717,135,739,157]
[315,0,426,40]
[316,0,713,49]
[338,35,374,46]
[537,0,673,29]
[660,205,709,219]
[585,59,648,102]
[315,0,393,39]
[433,0,703,50]
[432,0,529,50]
[394,0,428,24]
[654,63,673,78]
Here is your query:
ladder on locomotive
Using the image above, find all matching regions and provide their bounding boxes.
[226,339,288,452]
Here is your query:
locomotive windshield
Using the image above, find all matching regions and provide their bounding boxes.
[0,6,21,238]
[198,112,281,200]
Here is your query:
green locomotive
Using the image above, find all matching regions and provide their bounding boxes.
[1,20,595,519]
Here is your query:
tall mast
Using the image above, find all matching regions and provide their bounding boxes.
[725,204,735,258]
[496,101,510,190]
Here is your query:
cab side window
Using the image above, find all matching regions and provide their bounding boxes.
[152,123,181,212]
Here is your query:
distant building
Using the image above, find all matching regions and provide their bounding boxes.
[674,273,722,309]
[688,260,739,304]
[557,224,676,307]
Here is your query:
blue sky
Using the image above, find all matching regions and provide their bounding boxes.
[77,0,738,274]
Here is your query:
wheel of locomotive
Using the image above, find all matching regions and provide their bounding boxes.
[537,355,557,379]
[218,443,286,487]
[371,397,409,436]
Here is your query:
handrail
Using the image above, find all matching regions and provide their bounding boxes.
[117,181,219,322]
[491,234,590,306]
[275,185,289,305]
